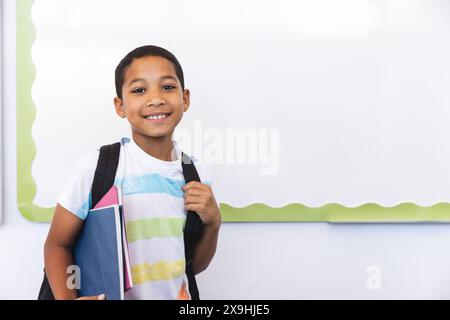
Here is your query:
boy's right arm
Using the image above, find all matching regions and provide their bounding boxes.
[44,204,104,300]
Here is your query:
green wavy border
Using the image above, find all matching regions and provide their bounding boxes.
[222,203,450,222]
[16,0,450,223]
[17,0,53,222]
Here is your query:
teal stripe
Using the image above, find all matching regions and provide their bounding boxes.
[115,173,185,198]
[75,192,91,220]
[126,217,185,242]
[73,173,210,219]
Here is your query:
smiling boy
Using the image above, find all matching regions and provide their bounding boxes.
[44,45,221,300]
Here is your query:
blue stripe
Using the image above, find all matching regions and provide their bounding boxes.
[115,173,186,198]
[73,172,211,219]
[76,192,91,220]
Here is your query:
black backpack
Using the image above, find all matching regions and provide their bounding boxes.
[38,142,204,300]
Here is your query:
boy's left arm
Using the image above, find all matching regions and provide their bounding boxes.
[182,181,222,274]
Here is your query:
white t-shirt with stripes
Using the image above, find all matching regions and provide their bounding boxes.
[57,137,212,300]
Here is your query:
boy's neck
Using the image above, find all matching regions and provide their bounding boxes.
[132,132,177,162]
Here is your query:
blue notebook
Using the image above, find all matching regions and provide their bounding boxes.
[73,205,124,300]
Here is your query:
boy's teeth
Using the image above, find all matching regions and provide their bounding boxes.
[145,114,167,120]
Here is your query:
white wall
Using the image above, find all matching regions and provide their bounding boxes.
[2,0,450,299]
[0,0,3,224]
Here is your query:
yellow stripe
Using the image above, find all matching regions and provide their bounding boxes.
[132,260,185,285]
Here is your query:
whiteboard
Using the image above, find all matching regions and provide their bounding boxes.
[17,0,450,222]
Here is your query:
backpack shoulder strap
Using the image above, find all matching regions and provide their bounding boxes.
[181,152,205,300]
[91,142,121,209]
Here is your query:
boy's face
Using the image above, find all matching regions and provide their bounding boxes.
[114,56,189,141]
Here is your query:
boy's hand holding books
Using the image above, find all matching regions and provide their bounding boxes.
[182,182,221,228]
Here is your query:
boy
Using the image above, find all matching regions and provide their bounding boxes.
[44,45,221,300]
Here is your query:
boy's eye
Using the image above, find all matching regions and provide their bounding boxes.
[132,87,146,94]
[162,85,176,91]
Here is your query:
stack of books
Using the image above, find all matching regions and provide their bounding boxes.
[73,186,133,300]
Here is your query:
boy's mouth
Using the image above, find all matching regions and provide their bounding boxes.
[143,112,172,122]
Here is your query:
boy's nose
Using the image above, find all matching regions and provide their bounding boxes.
[146,96,164,107]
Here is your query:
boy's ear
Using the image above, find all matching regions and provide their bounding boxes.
[182,89,190,112]
[114,97,126,118]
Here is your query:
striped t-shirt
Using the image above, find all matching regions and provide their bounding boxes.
[57,137,212,300]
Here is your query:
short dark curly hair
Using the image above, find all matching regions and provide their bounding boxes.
[115,45,185,99]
